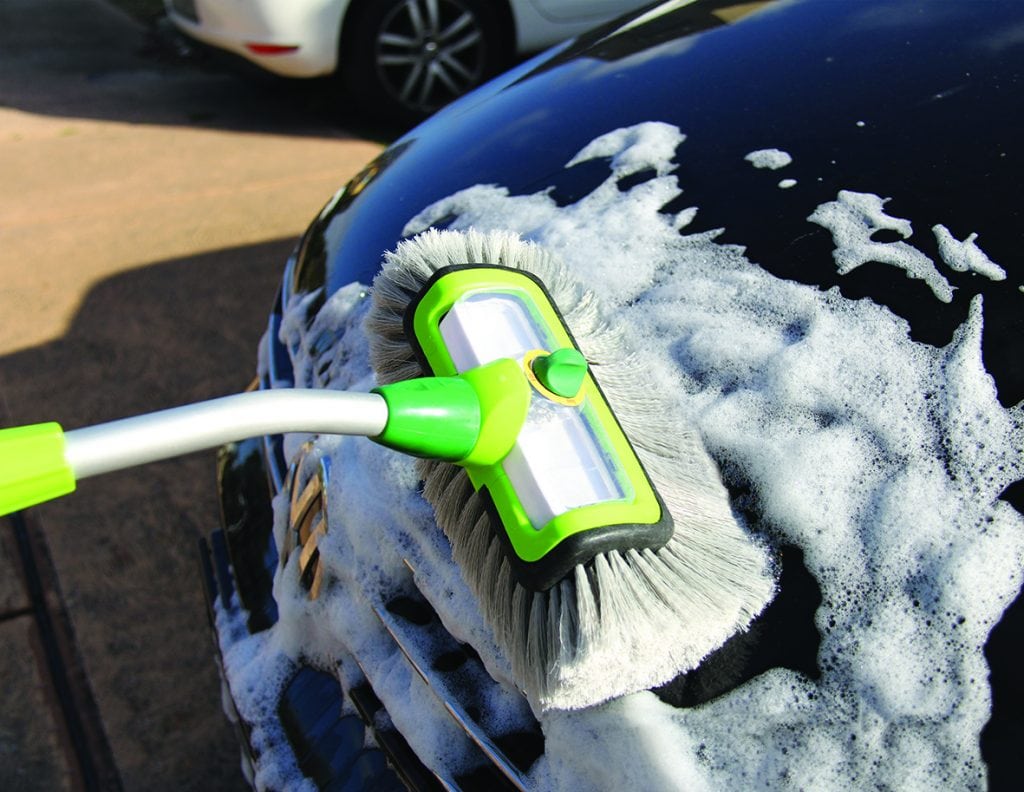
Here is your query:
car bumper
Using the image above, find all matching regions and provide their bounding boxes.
[204,395,545,787]
[201,439,438,790]
[164,0,343,78]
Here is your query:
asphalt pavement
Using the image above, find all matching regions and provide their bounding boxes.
[0,1,387,789]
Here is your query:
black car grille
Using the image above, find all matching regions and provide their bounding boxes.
[225,258,549,787]
[371,584,545,789]
[286,445,544,789]
[279,668,413,792]
[204,526,546,789]
[214,399,546,788]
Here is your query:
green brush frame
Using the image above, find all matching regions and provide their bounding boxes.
[405,264,673,591]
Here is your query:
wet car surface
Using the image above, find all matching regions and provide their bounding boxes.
[209,1,1023,788]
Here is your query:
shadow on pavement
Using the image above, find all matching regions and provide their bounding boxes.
[0,238,293,791]
[0,3,397,788]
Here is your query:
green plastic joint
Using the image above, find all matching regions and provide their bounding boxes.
[457,358,531,467]
[372,358,530,465]
[371,377,480,461]
[0,423,76,516]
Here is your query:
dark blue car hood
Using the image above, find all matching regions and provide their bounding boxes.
[283,0,1023,784]
[296,0,1022,404]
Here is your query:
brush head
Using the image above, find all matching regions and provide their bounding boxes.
[397,262,674,591]
[368,229,776,711]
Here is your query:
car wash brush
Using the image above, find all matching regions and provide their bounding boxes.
[366,228,776,711]
[0,228,775,712]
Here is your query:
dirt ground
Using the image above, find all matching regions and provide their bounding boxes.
[0,1,387,788]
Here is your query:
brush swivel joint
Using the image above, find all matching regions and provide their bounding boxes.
[371,358,531,464]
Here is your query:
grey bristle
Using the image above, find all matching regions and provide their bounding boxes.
[367,229,776,712]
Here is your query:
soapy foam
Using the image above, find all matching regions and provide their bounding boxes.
[220,122,1023,790]
[213,591,310,791]
[808,190,956,302]
[933,224,1007,281]
[745,148,793,169]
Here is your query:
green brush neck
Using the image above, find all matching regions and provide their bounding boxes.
[371,358,530,463]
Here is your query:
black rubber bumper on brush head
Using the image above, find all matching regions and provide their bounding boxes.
[478,487,675,592]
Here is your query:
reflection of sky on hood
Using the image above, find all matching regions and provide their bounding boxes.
[980,21,1024,52]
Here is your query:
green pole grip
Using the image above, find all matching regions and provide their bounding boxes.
[371,358,531,464]
[371,377,481,460]
[0,423,76,516]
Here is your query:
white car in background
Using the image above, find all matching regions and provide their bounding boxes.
[164,0,654,118]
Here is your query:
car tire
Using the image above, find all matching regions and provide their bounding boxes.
[340,0,510,122]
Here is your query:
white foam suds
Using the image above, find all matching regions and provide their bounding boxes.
[933,224,1007,281]
[213,591,312,791]
[809,190,956,302]
[778,178,797,189]
[222,122,1023,790]
[745,148,793,169]
[567,122,685,177]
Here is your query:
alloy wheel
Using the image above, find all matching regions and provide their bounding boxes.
[374,0,487,113]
